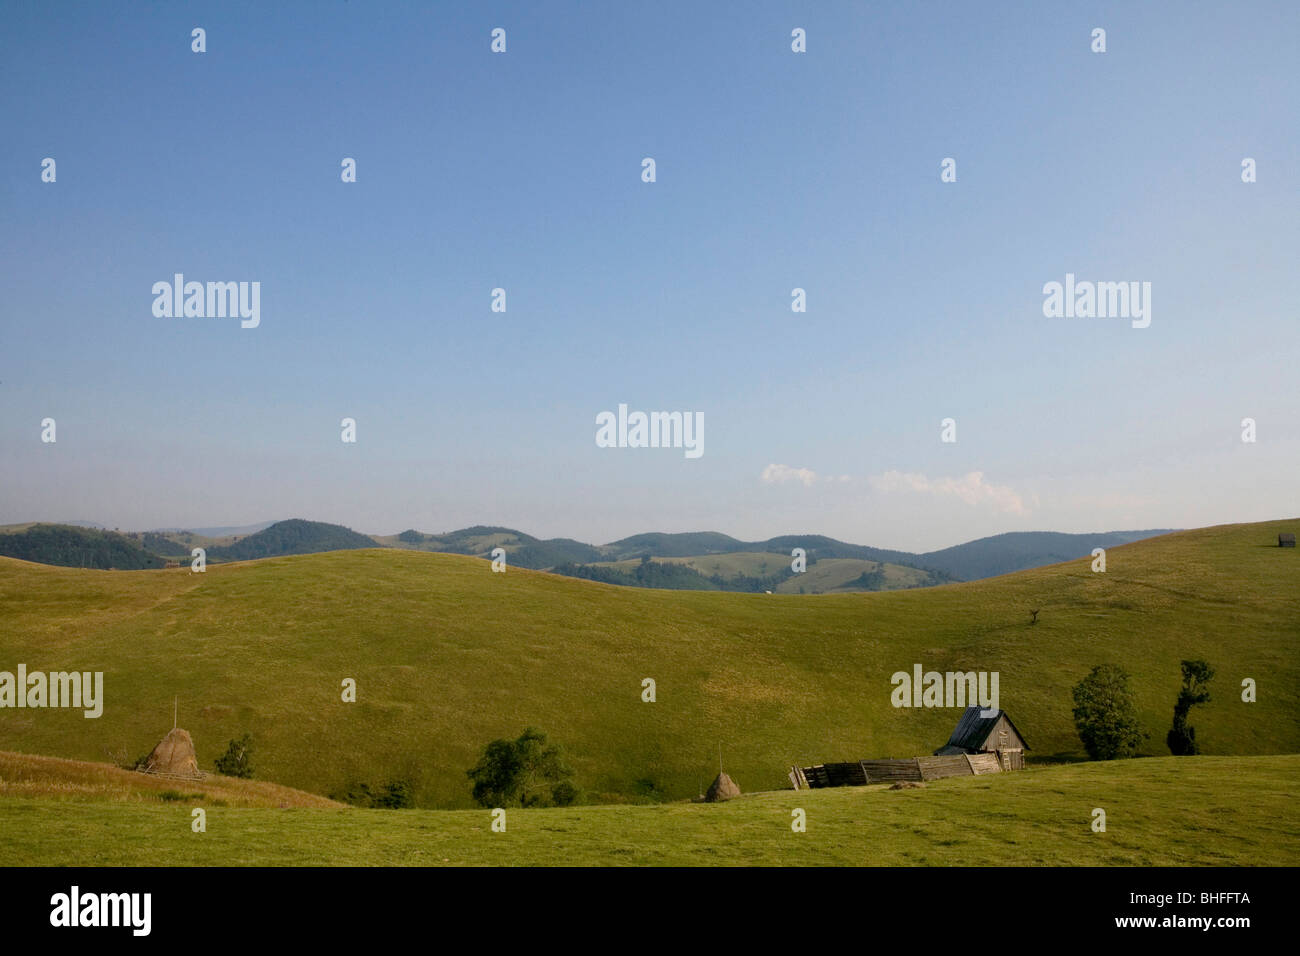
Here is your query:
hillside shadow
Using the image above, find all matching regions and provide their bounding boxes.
[1032,752,1092,765]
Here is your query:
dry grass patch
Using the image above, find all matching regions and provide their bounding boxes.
[0,751,342,808]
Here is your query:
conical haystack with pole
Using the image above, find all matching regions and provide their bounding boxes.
[138,697,205,779]
[703,743,740,802]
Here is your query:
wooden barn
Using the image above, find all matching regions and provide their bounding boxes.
[1280,533,1295,548]
[788,707,1032,789]
[934,707,1028,770]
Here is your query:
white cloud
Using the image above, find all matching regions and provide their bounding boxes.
[868,470,1028,515]
[761,463,818,487]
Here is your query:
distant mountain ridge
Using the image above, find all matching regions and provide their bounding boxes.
[149,521,276,538]
[0,519,1178,587]
[916,530,1175,581]
[224,522,1183,584]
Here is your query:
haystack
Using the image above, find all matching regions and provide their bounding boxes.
[704,771,741,802]
[140,728,201,777]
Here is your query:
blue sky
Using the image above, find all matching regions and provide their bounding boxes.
[2,1,1296,551]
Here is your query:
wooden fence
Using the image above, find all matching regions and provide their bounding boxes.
[862,759,924,783]
[793,762,867,788]
[790,750,1022,789]
[135,769,208,782]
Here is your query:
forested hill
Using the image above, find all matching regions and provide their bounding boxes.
[207,519,376,561]
[0,524,163,570]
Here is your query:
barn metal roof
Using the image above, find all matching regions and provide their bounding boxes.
[942,707,1030,751]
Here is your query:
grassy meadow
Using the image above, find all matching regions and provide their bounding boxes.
[0,753,1294,866]
[0,519,1296,810]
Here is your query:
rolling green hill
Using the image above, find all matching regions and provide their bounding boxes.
[206,519,376,562]
[373,526,603,568]
[918,530,1176,581]
[577,553,946,592]
[0,520,1295,809]
[601,531,752,560]
[775,557,936,593]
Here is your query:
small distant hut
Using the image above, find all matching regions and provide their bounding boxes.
[934,707,1029,770]
[138,727,204,779]
[1280,533,1295,548]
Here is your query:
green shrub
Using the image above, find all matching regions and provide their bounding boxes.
[1072,664,1145,759]
[213,734,254,778]
[375,779,414,809]
[330,778,415,809]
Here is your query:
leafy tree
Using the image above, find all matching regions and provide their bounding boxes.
[213,733,254,778]
[467,727,577,808]
[1071,665,1144,759]
[1167,659,1214,756]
